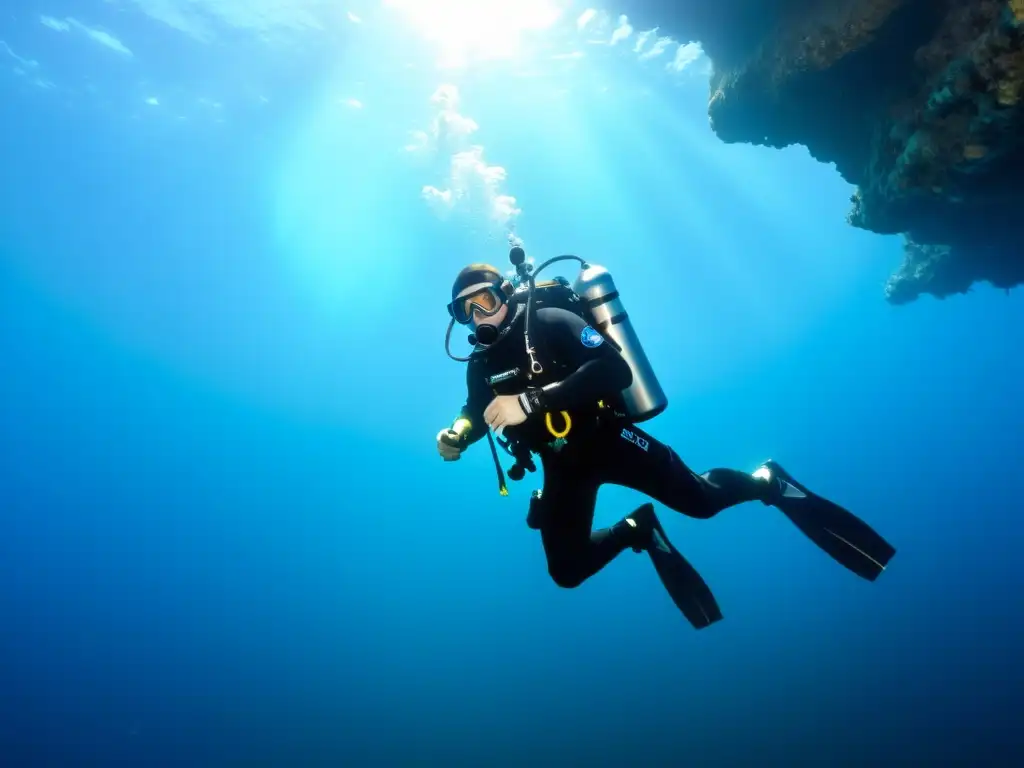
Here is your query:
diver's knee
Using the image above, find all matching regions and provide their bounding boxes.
[548,563,585,589]
[674,475,716,519]
[688,501,718,520]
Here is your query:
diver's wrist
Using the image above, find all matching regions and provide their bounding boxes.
[519,388,547,416]
[451,417,473,441]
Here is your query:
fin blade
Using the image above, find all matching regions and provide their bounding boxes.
[647,544,724,629]
[766,461,896,581]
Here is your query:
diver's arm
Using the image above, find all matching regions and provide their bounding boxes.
[518,308,632,415]
[449,361,492,447]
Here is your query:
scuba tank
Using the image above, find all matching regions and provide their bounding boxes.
[572,263,668,422]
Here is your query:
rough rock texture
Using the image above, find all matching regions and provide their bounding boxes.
[622,0,1024,303]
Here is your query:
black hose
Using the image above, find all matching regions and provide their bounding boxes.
[522,254,587,375]
[486,431,508,495]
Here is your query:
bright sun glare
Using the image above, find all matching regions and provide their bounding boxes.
[384,0,567,67]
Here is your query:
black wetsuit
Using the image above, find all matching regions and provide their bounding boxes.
[454,304,774,589]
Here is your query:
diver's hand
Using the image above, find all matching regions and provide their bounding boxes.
[437,428,463,462]
[484,395,527,432]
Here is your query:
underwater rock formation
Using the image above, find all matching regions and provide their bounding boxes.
[624,0,1024,303]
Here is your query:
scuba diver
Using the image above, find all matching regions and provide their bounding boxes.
[436,247,896,629]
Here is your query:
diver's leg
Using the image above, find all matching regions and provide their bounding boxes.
[535,475,723,628]
[596,426,896,582]
[536,466,645,589]
[602,424,771,519]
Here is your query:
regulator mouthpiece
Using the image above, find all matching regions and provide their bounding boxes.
[474,323,499,346]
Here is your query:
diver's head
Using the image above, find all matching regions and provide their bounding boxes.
[447,263,512,345]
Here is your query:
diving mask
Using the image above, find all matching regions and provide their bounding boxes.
[447,282,505,326]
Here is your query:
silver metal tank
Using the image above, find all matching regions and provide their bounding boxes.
[572,263,668,422]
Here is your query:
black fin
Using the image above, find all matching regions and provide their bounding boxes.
[763,460,896,581]
[630,503,724,630]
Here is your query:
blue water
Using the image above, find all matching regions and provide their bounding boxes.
[3,4,1023,766]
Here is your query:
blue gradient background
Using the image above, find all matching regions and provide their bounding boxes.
[2,3,1023,766]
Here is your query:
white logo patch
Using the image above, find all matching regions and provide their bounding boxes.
[620,428,649,452]
[486,367,520,385]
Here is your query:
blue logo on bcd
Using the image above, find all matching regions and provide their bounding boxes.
[580,325,604,348]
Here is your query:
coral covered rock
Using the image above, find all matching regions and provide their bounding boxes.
[622,0,1024,303]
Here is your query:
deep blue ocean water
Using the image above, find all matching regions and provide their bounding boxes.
[2,3,1023,766]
